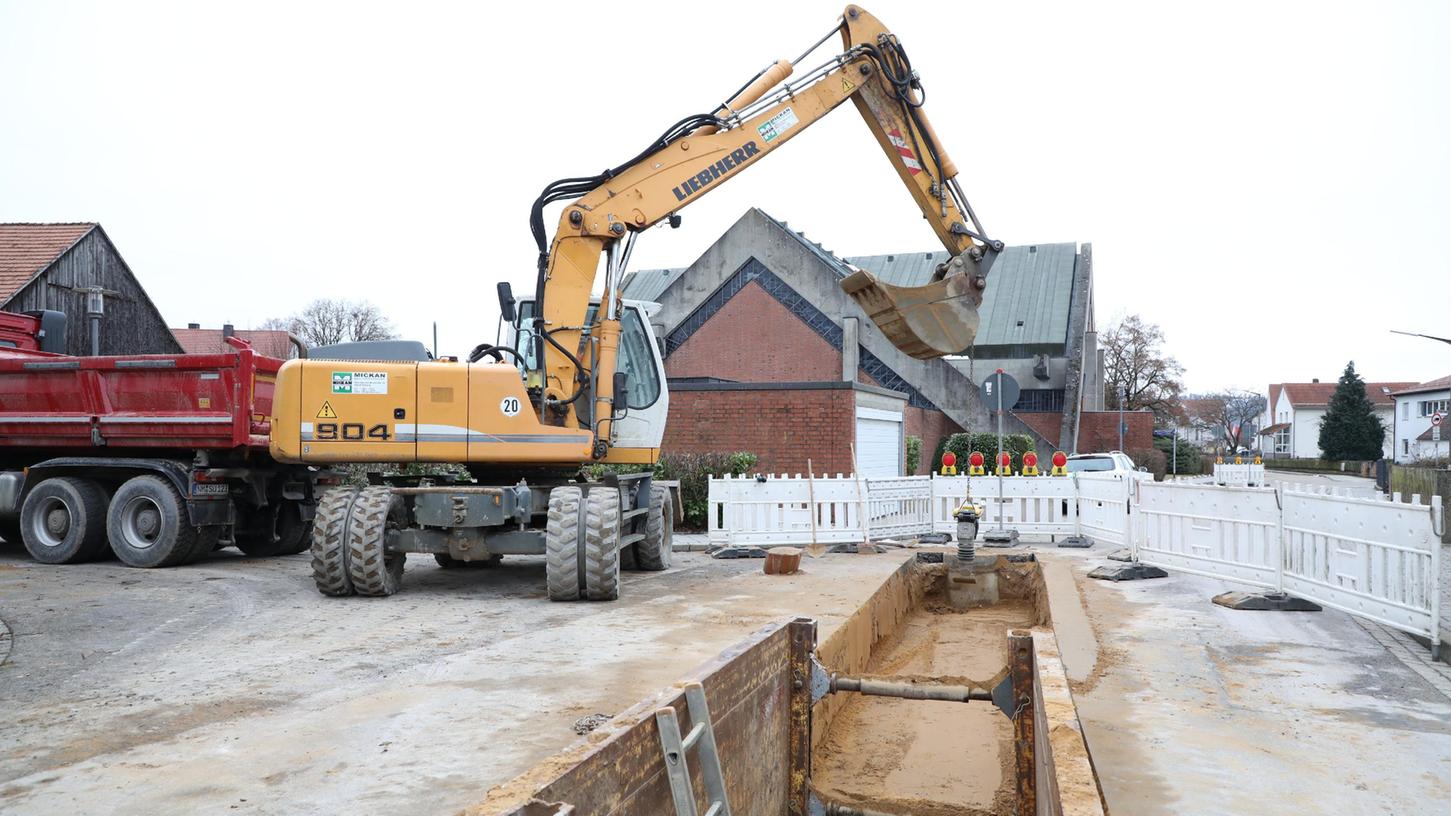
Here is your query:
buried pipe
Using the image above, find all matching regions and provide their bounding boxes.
[810,656,1015,718]
[829,676,994,704]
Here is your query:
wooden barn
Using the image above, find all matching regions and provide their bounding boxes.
[0,223,181,356]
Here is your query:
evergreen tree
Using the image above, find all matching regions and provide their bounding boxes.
[1317,361,1385,460]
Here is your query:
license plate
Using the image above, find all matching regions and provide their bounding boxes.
[191,483,228,496]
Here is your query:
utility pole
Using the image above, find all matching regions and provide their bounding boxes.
[1118,385,1126,450]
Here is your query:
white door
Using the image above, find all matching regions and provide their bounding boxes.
[855,407,903,477]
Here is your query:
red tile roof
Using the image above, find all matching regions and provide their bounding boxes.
[1278,381,1415,407]
[172,328,297,359]
[0,223,96,302]
[1392,374,1451,397]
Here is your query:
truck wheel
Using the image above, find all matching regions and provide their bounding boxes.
[434,553,501,569]
[20,477,109,564]
[634,484,673,572]
[186,527,223,564]
[236,502,310,557]
[347,486,406,597]
[311,487,361,596]
[583,488,621,601]
[545,486,582,601]
[107,476,208,568]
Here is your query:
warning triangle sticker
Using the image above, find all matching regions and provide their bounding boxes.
[841,76,856,94]
[316,401,338,419]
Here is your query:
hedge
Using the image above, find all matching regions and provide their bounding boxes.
[585,451,758,530]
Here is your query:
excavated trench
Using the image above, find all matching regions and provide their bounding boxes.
[810,557,1051,816]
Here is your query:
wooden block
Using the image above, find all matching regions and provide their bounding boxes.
[764,547,803,575]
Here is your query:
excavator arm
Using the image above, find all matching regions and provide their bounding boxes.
[526,4,1001,457]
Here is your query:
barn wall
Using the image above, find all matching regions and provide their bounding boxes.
[4,229,182,356]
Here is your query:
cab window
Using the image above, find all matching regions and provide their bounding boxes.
[617,308,661,409]
[509,301,658,409]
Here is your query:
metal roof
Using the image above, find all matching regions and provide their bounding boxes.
[847,243,1080,350]
[625,208,1081,353]
[620,267,687,303]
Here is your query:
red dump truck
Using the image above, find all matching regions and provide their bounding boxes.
[0,310,322,567]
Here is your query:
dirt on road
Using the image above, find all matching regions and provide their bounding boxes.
[0,543,913,815]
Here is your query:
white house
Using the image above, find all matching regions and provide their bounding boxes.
[1391,375,1451,463]
[1259,379,1414,459]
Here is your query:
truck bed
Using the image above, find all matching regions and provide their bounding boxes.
[0,339,280,452]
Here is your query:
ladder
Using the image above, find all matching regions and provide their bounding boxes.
[654,682,732,816]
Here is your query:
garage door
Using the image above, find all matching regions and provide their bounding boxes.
[855,407,903,477]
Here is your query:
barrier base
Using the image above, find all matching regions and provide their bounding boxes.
[710,545,768,559]
[1056,535,1094,549]
[981,529,1020,547]
[1088,563,1168,582]
[917,533,952,545]
[1104,548,1134,562]
[1212,591,1321,612]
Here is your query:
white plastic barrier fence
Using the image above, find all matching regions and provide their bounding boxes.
[1213,462,1266,486]
[1076,475,1134,548]
[931,476,1079,540]
[1280,486,1442,643]
[707,474,932,547]
[1135,482,1281,588]
[1132,481,1443,648]
[862,476,934,540]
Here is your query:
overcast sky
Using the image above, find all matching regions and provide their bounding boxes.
[2,1,1447,394]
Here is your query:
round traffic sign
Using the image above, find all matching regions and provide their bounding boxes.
[980,370,1020,411]
[1433,412,1443,427]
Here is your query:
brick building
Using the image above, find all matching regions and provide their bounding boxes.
[623,208,1116,475]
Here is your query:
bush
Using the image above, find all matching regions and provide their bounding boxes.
[1127,447,1167,481]
[586,451,758,530]
[940,432,1037,472]
[1154,435,1201,476]
[905,436,922,475]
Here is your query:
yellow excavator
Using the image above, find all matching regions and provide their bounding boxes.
[269,5,1004,600]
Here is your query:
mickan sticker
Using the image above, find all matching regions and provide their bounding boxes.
[672,141,760,202]
[756,107,798,143]
[332,371,388,395]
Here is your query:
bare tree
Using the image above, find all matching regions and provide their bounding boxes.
[1188,390,1267,451]
[263,299,396,347]
[1102,315,1185,423]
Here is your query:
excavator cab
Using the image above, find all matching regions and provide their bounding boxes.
[841,250,996,359]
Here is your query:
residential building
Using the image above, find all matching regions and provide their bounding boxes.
[173,323,300,359]
[1391,375,1451,463]
[1259,379,1414,459]
[620,208,1144,475]
[0,223,181,356]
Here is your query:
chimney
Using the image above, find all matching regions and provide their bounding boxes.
[187,322,200,330]
[1312,378,1319,383]
[222,323,235,338]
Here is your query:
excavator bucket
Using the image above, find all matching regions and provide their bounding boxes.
[841,253,989,360]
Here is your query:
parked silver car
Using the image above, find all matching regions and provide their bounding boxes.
[1064,451,1154,481]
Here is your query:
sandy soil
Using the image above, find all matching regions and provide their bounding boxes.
[811,597,1038,816]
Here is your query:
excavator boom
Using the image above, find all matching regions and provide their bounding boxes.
[530,4,1003,452]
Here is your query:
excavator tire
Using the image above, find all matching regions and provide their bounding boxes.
[311,487,361,597]
[583,489,621,601]
[545,486,582,601]
[347,487,406,597]
[633,485,673,572]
